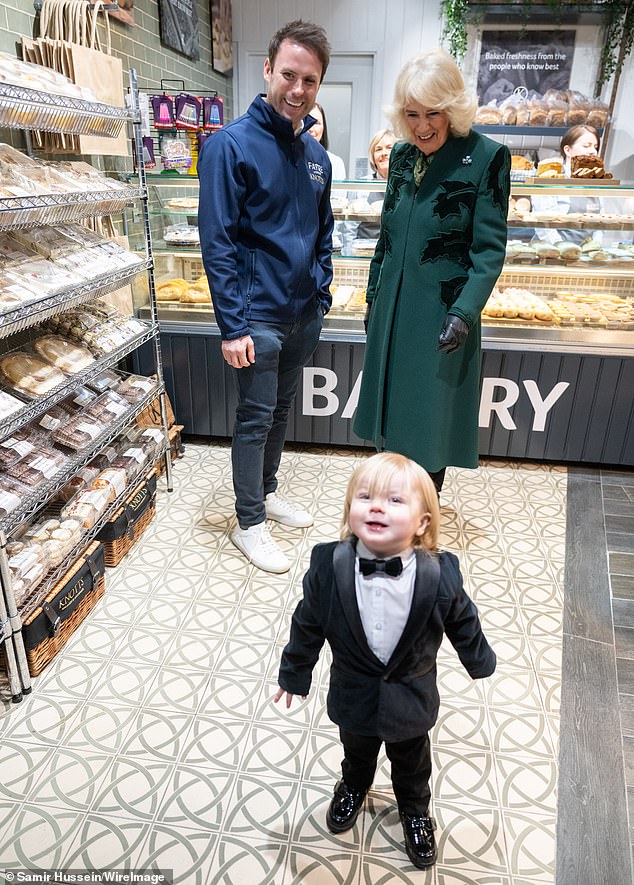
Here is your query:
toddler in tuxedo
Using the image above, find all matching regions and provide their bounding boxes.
[275,452,496,869]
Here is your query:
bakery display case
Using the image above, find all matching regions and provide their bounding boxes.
[129,175,633,466]
[0,68,172,701]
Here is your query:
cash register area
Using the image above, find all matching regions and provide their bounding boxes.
[0,438,623,884]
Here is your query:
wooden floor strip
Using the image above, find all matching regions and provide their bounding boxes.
[557,468,632,884]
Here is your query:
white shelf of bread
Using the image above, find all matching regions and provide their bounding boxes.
[0,53,130,137]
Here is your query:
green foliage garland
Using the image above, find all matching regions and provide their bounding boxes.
[440,0,470,61]
[597,0,634,91]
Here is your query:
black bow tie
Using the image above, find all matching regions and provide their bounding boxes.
[358,556,403,578]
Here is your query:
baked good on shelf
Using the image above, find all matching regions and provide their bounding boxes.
[33,335,95,374]
[165,197,199,210]
[475,105,502,125]
[511,155,533,171]
[0,351,65,396]
[156,278,189,301]
[483,287,555,323]
[181,285,212,303]
[537,158,563,178]
[570,154,612,179]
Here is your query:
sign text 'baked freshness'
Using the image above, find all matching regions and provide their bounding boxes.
[302,368,570,433]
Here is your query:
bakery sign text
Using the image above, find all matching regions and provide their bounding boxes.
[302,368,570,432]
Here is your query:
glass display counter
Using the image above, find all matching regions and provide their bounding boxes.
[129,175,634,465]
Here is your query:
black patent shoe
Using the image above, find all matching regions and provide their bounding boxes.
[326,779,368,833]
[400,812,438,869]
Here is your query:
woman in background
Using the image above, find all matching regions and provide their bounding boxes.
[353,128,396,243]
[309,102,346,179]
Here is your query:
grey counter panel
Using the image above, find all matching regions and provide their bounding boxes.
[134,326,634,466]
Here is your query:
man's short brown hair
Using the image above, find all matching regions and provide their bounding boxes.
[268,20,331,83]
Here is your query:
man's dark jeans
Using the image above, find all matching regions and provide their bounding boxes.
[231,304,323,529]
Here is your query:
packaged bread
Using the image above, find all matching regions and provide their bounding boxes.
[0,352,66,397]
[33,335,95,374]
[10,227,80,260]
[475,104,502,125]
[528,99,548,127]
[91,467,127,503]
[498,96,517,126]
[156,278,189,301]
[62,486,111,528]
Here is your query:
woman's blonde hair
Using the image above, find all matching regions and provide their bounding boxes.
[340,452,440,552]
[368,128,396,173]
[387,48,477,141]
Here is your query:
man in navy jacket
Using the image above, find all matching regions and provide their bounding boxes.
[198,20,334,573]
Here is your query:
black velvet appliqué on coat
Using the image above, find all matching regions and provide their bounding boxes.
[433,181,477,219]
[486,148,508,212]
[420,232,471,266]
[440,276,468,309]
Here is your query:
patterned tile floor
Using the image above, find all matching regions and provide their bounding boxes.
[0,441,567,884]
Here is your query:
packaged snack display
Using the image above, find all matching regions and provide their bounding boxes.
[5,446,67,487]
[160,134,192,171]
[175,93,201,130]
[52,414,106,451]
[116,374,157,403]
[0,433,37,469]
[203,96,224,131]
[88,369,121,393]
[84,390,129,425]
[150,93,175,129]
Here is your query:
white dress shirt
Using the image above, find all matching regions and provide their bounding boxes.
[355,540,416,664]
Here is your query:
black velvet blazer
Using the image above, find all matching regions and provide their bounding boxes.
[278,538,496,742]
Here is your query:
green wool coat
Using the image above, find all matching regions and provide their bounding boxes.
[353,133,510,472]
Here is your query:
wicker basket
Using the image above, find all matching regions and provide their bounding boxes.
[21,541,106,677]
[97,470,157,567]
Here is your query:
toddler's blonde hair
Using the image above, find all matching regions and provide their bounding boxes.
[340,452,439,552]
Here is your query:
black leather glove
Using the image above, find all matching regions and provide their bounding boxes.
[363,303,372,334]
[437,314,469,353]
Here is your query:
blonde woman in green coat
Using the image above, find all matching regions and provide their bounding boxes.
[354,49,510,494]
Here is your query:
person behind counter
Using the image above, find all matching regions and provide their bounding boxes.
[275,452,496,870]
[308,102,346,179]
[197,20,334,574]
[353,48,510,494]
[533,125,601,245]
[349,129,396,247]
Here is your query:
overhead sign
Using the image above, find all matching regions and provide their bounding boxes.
[477,29,575,103]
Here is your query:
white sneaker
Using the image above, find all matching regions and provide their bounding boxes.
[231,523,290,573]
[265,492,314,528]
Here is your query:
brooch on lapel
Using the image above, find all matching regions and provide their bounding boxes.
[462,155,472,166]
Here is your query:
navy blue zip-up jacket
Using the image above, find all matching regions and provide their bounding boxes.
[197,95,334,341]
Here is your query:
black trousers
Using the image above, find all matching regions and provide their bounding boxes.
[339,728,432,815]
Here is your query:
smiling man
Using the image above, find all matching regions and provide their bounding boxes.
[198,21,334,573]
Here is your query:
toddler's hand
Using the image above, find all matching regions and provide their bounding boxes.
[274,686,307,708]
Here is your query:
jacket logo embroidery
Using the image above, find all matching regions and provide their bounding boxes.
[307,161,325,184]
